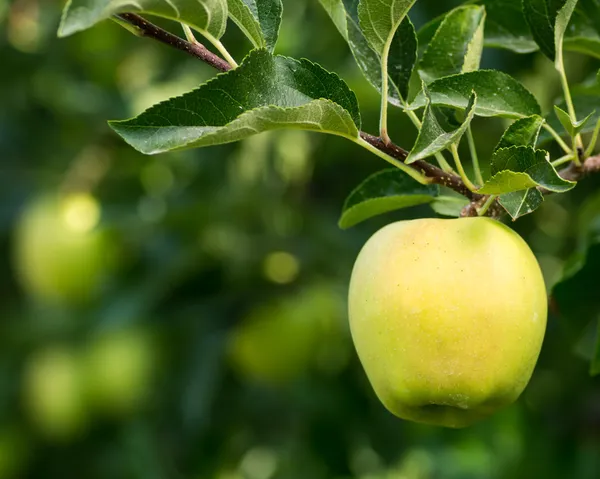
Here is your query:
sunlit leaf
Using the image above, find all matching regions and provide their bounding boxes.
[357,0,417,54]
[418,5,485,84]
[478,146,575,194]
[554,105,595,137]
[227,0,282,51]
[59,0,228,39]
[540,80,600,143]
[409,70,541,118]
[496,115,544,150]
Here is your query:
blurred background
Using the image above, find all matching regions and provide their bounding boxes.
[1,0,599,477]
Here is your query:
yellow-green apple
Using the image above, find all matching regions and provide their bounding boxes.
[228,285,346,386]
[83,328,156,415]
[348,217,547,428]
[23,346,88,440]
[13,193,115,305]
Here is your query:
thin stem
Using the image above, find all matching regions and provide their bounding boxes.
[379,46,391,144]
[450,144,478,192]
[181,22,238,68]
[356,138,431,185]
[542,123,572,155]
[181,24,196,43]
[478,195,497,217]
[557,55,583,154]
[405,109,455,173]
[210,37,238,68]
[466,126,484,185]
[557,58,578,126]
[552,154,573,167]
[585,118,600,158]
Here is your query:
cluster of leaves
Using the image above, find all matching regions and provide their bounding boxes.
[58,0,600,372]
[58,0,600,223]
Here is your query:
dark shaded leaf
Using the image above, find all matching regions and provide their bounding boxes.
[338,169,439,229]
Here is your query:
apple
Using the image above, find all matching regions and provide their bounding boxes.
[228,285,347,386]
[23,346,88,440]
[83,327,156,415]
[13,193,115,305]
[348,217,547,428]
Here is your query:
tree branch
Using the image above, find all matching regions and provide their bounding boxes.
[359,132,482,200]
[557,155,600,182]
[112,13,600,218]
[115,13,232,72]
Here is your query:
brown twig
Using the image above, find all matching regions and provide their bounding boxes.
[359,132,483,200]
[557,155,600,182]
[115,13,232,72]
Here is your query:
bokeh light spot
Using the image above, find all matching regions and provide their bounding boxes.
[263,251,300,284]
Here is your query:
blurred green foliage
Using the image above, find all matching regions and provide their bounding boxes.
[0,0,599,477]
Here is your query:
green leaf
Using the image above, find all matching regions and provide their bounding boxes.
[406,90,477,163]
[318,0,349,37]
[564,1,600,58]
[494,115,546,218]
[478,146,575,194]
[319,0,416,103]
[388,17,418,101]
[357,0,417,54]
[227,0,282,51]
[496,115,544,150]
[478,0,539,53]
[420,1,539,54]
[430,196,469,217]
[338,169,439,229]
[418,5,486,84]
[540,80,600,143]
[498,188,544,220]
[59,0,228,39]
[109,50,361,154]
[554,105,595,137]
[409,70,541,118]
[523,0,578,62]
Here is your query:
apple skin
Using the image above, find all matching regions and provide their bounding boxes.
[348,217,547,428]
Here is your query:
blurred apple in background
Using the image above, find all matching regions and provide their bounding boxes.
[23,346,88,441]
[228,284,350,386]
[82,327,157,416]
[13,193,117,305]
